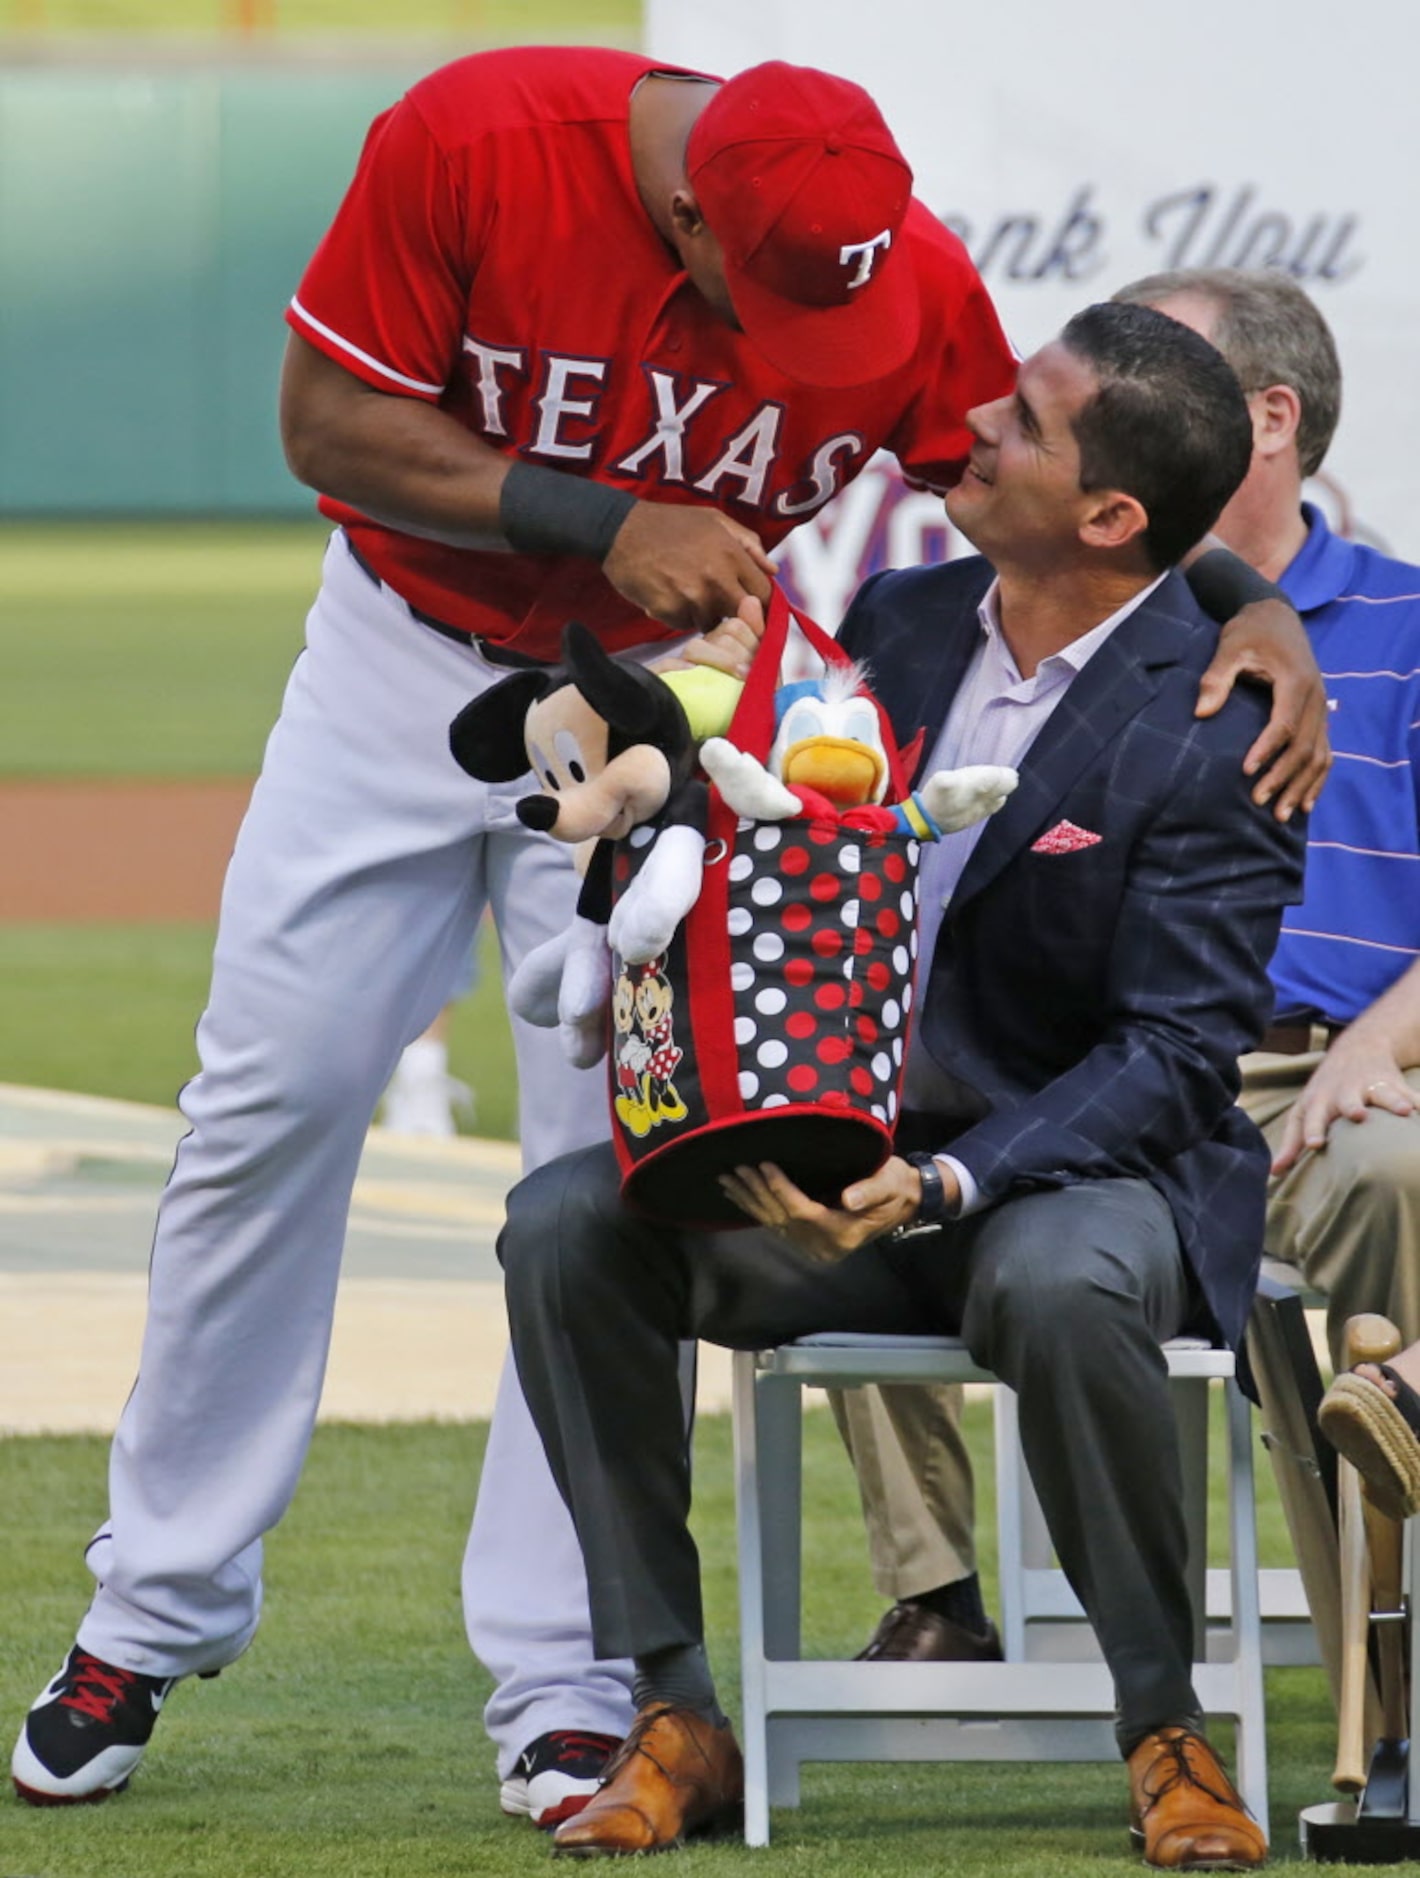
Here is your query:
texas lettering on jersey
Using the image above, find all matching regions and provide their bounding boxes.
[460,339,865,521]
[287,46,1016,658]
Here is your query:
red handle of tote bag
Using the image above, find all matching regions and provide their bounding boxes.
[722,584,912,801]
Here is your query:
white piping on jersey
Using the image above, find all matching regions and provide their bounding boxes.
[1285,927,1420,957]
[1305,841,1419,862]
[1332,591,1420,606]
[1333,751,1414,770]
[289,297,445,396]
[1319,666,1420,682]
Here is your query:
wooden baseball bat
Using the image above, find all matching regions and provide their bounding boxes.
[1334,1459,1373,1794]
[1247,1288,1345,1707]
[1351,1311,1410,1743]
[1361,1494,1407,1741]
[1332,1314,1404,1794]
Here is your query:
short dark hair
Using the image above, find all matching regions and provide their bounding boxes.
[1111,268,1342,477]
[1059,301,1254,570]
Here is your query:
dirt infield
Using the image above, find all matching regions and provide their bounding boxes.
[0,779,251,920]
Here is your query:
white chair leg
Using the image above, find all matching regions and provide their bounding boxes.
[757,1371,804,1810]
[731,1351,772,1846]
[1226,1377,1268,1839]
[995,1385,1028,1661]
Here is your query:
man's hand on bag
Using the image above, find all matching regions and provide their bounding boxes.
[604,501,776,635]
[719,1157,924,1264]
[651,594,767,681]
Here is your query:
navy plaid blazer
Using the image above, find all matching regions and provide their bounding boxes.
[839,556,1308,1357]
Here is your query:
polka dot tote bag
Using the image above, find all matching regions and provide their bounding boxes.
[610,585,924,1228]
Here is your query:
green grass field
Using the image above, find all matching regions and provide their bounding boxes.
[2,522,326,780]
[0,918,520,1131]
[1,1405,1343,1875]
[0,521,519,1129]
[3,0,639,39]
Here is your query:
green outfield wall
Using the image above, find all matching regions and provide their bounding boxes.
[0,65,432,513]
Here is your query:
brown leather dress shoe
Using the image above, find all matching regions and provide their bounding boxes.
[855,1601,1004,1662]
[550,1702,743,1857]
[1127,1727,1267,1870]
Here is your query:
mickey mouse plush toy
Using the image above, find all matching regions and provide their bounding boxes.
[449,622,737,1067]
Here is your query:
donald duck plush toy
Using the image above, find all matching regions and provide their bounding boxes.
[700,658,1017,839]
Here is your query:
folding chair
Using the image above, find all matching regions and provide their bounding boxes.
[732,1332,1267,1846]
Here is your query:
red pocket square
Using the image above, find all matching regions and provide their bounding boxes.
[1031,820,1103,855]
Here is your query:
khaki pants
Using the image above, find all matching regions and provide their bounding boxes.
[1239,1051,1420,1368]
[829,1383,977,1598]
[844,1054,1420,1593]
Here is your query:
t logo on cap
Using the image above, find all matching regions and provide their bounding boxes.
[686,61,922,389]
[841,229,894,290]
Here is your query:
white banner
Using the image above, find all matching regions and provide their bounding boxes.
[648,0,1420,615]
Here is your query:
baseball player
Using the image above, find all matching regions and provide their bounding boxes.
[12,46,1325,1825]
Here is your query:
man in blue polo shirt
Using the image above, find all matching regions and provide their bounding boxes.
[1115,268,1420,1367]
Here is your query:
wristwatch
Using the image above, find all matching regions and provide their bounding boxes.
[887,1151,952,1242]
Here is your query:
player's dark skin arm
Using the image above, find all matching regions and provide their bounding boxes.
[1182,536,1331,822]
[279,334,775,635]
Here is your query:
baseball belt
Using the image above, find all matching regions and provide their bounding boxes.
[344,534,547,670]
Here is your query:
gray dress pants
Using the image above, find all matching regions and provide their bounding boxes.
[501,1141,1202,1755]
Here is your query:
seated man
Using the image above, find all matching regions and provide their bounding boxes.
[1125,265,1420,1545]
[500,301,1305,1865]
[841,266,1417,1663]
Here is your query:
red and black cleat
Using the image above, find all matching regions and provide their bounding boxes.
[499,1728,623,1829]
[12,1646,174,1804]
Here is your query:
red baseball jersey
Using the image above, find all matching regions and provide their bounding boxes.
[287,46,1016,660]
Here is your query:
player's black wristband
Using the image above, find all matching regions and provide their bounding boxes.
[1184,547,1287,624]
[499,461,638,561]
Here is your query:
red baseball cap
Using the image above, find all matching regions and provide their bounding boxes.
[686,61,919,389]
